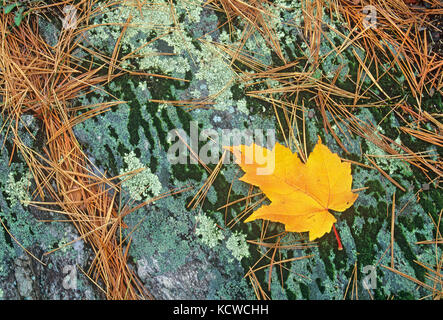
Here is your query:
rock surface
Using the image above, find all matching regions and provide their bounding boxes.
[0,0,441,300]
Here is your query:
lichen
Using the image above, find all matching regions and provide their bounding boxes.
[1,0,439,300]
[4,171,32,207]
[195,213,224,249]
[226,231,250,262]
[365,134,413,176]
[120,151,162,202]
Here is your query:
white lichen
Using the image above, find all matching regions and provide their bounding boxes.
[120,151,162,202]
[237,99,249,115]
[4,171,32,207]
[226,231,250,262]
[194,38,236,110]
[195,213,225,248]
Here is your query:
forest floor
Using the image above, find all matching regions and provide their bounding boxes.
[0,0,441,300]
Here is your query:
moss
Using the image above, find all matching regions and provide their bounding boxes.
[207,172,234,211]
[127,101,142,146]
[349,205,382,268]
[394,226,425,283]
[299,282,310,299]
[318,241,335,280]
[2,0,438,300]
[364,180,386,201]
[315,278,325,294]
[160,108,176,132]
[420,189,442,221]
[395,290,416,300]
[103,144,118,174]
[171,163,204,182]
[231,83,245,101]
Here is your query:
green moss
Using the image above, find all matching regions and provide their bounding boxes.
[160,108,176,132]
[299,282,310,299]
[171,163,204,182]
[394,226,425,283]
[395,290,416,300]
[364,180,385,201]
[349,205,382,267]
[103,144,118,174]
[1,0,438,300]
[231,83,245,101]
[420,189,442,220]
[318,241,335,280]
[127,102,142,146]
[315,278,325,294]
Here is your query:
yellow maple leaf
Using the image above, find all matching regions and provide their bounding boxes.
[226,138,358,241]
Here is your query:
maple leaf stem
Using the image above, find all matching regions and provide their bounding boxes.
[332,224,343,251]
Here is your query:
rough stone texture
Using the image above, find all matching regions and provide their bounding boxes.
[137,256,218,300]
[14,255,37,299]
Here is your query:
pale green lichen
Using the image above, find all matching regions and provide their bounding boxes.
[4,171,32,207]
[87,1,246,111]
[236,99,249,115]
[120,151,162,202]
[226,231,250,262]
[365,134,413,176]
[193,37,237,110]
[195,213,224,248]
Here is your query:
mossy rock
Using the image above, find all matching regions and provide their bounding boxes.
[0,0,440,300]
